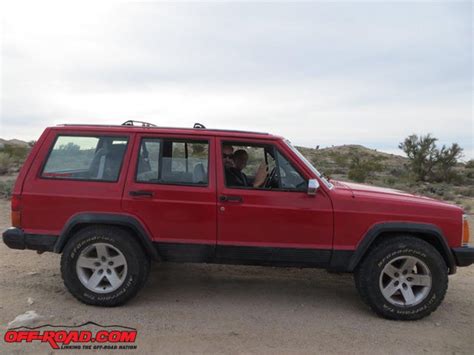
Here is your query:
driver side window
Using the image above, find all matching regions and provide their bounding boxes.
[222,142,306,191]
[222,142,276,189]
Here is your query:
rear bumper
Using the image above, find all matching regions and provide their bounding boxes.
[2,227,57,252]
[452,247,474,267]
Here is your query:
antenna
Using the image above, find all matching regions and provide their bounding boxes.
[193,123,206,129]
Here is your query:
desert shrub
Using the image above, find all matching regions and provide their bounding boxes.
[389,167,404,177]
[329,152,349,167]
[0,144,29,164]
[399,134,463,182]
[458,186,474,197]
[441,191,455,201]
[0,152,14,175]
[348,155,384,183]
[465,160,474,169]
[0,180,14,198]
[434,143,463,183]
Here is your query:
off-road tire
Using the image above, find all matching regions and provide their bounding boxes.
[61,225,150,306]
[354,236,448,320]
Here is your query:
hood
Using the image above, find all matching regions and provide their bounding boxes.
[332,180,422,198]
[331,180,451,205]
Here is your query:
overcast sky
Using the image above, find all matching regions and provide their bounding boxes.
[1,1,472,159]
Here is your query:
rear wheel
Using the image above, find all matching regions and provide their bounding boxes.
[61,226,150,306]
[354,237,448,320]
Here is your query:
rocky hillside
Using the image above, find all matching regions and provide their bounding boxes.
[0,138,29,147]
[298,144,473,211]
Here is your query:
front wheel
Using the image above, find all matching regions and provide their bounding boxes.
[354,237,448,320]
[61,226,150,306]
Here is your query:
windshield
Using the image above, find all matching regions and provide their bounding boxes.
[284,140,334,189]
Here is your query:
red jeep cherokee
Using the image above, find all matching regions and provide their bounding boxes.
[3,121,473,320]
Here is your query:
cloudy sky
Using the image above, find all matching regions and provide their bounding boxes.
[1,1,472,159]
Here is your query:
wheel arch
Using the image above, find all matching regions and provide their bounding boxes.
[54,213,159,260]
[348,222,456,274]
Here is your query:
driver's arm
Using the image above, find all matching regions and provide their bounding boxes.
[253,162,267,187]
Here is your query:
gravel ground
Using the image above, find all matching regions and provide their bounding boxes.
[0,200,473,354]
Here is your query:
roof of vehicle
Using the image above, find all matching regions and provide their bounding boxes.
[52,122,283,140]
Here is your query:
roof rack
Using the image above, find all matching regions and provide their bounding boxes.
[58,122,269,135]
[121,120,157,127]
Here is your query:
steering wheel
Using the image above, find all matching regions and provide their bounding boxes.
[264,167,278,188]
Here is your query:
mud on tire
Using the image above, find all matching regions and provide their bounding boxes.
[354,237,448,320]
[61,225,150,306]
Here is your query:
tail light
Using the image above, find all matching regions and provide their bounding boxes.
[462,215,470,246]
[11,194,21,228]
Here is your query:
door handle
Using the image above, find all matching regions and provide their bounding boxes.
[219,195,243,203]
[129,190,154,197]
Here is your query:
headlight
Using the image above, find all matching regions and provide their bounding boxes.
[462,214,471,246]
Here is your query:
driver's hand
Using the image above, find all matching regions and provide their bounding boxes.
[253,162,267,187]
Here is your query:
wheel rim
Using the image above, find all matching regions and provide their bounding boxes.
[379,256,432,307]
[76,243,128,294]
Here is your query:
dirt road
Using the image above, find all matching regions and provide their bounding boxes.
[0,200,473,354]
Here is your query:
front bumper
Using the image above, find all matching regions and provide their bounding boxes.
[2,227,57,252]
[452,246,474,267]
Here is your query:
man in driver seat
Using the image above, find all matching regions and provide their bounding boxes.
[226,149,267,188]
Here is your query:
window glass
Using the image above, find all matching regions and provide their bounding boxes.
[136,139,161,182]
[223,143,277,189]
[276,151,307,190]
[42,135,128,181]
[223,142,306,191]
[136,138,209,186]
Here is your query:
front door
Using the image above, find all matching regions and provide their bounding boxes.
[216,138,333,266]
[123,134,217,261]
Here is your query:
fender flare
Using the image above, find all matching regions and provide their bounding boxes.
[53,213,159,260]
[348,222,456,274]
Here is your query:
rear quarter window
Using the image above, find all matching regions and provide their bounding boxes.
[42,135,129,182]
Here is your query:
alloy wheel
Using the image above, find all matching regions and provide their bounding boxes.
[76,243,128,293]
[379,256,432,307]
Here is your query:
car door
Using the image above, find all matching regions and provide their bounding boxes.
[216,138,334,266]
[122,134,217,261]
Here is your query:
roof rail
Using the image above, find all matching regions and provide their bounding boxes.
[122,120,157,127]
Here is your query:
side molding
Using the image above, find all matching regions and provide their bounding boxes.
[54,213,159,260]
[348,222,457,274]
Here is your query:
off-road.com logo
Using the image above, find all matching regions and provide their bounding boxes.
[4,321,137,350]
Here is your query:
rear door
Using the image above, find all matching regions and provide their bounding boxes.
[122,134,217,261]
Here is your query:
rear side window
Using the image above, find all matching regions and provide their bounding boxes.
[42,135,129,182]
[136,138,209,186]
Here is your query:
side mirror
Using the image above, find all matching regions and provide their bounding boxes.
[307,179,320,196]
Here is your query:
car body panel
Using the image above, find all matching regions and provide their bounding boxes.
[330,181,463,250]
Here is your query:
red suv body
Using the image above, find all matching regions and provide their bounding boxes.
[3,123,473,320]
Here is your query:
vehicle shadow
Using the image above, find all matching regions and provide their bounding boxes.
[134,262,366,314]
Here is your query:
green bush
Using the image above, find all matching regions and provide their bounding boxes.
[348,155,384,183]
[0,152,14,175]
[0,144,29,163]
[0,180,14,199]
[399,134,463,183]
[465,160,474,169]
